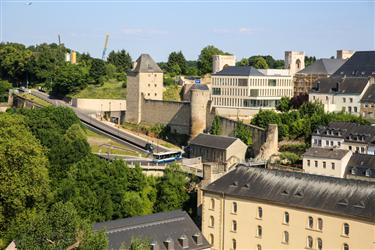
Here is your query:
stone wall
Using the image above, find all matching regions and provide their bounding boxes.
[71,98,127,112]
[255,124,278,161]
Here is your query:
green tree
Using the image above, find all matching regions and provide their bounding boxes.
[0,80,12,102]
[237,58,249,66]
[167,51,187,75]
[0,43,32,83]
[107,50,133,72]
[248,56,269,69]
[51,63,89,96]
[197,45,228,75]
[305,56,317,67]
[89,58,106,85]
[299,101,324,117]
[210,115,222,135]
[105,63,117,79]
[251,110,281,128]
[234,120,253,145]
[277,97,292,112]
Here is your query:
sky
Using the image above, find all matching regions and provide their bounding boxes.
[1,0,374,62]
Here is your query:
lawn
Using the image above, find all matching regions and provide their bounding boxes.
[19,93,51,107]
[72,79,127,99]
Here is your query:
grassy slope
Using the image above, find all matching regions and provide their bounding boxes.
[163,85,182,102]
[72,79,126,99]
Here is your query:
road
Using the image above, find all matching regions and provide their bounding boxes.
[30,90,170,153]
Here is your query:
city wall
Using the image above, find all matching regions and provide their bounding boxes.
[71,98,127,112]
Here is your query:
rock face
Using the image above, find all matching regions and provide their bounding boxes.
[255,124,278,161]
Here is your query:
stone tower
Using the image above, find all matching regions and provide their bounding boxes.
[284,51,305,75]
[212,55,236,74]
[125,54,163,124]
[190,85,211,138]
[337,50,354,60]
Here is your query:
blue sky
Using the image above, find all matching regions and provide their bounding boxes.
[1,0,374,62]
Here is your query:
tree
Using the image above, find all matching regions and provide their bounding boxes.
[0,80,11,102]
[167,51,187,75]
[299,101,324,118]
[277,97,292,112]
[197,45,228,75]
[89,58,106,85]
[234,120,252,145]
[210,116,222,135]
[107,50,133,73]
[248,56,269,69]
[237,58,249,66]
[251,110,281,128]
[305,56,317,67]
[50,63,89,96]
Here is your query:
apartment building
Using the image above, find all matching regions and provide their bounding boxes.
[211,66,293,115]
[201,166,375,250]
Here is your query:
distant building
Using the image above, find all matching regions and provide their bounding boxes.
[212,55,236,74]
[332,51,375,77]
[201,166,375,250]
[94,210,211,250]
[294,58,346,96]
[211,66,293,116]
[336,50,354,60]
[360,84,375,119]
[311,122,375,154]
[284,51,305,75]
[189,133,247,167]
[346,153,375,182]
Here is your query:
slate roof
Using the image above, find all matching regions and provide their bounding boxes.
[303,147,350,160]
[333,51,375,77]
[310,77,369,94]
[297,58,346,75]
[132,54,163,73]
[360,84,375,103]
[212,66,265,76]
[93,210,210,250]
[189,133,241,150]
[346,154,375,178]
[202,166,375,221]
[191,84,209,91]
[312,122,375,144]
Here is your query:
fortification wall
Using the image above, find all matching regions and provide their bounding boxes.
[141,99,191,135]
[71,98,127,112]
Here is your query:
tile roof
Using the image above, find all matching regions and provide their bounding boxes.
[297,58,347,75]
[132,54,163,73]
[202,166,375,221]
[309,77,369,94]
[303,147,350,160]
[93,210,210,250]
[347,153,375,178]
[189,133,241,150]
[212,66,265,76]
[360,84,375,103]
[333,51,375,77]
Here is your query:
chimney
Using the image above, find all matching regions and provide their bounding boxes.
[192,233,203,246]
[178,235,189,249]
[150,241,160,250]
[164,237,174,250]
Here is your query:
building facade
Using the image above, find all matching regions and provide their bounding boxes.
[212,55,236,74]
[201,166,375,250]
[360,84,375,119]
[284,51,305,75]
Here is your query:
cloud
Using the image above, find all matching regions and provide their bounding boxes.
[213,27,255,35]
[239,27,254,34]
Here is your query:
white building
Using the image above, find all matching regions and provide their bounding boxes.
[212,55,236,74]
[211,66,293,116]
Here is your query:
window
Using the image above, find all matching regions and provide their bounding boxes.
[209,216,214,227]
[354,107,357,112]
[256,225,262,238]
[323,162,326,168]
[350,98,353,103]
[154,84,157,87]
[284,212,289,224]
[338,141,341,147]
[147,93,150,96]
[326,140,329,146]
[307,160,310,167]
[210,198,215,210]
[361,147,365,153]
[232,220,237,232]
[209,234,214,245]
[343,243,349,250]
[348,106,352,113]
[232,202,237,213]
[256,244,262,250]
[317,238,323,250]
[212,88,221,95]
[154,93,157,96]
[268,79,276,86]
[307,236,313,249]
[232,239,236,250]
[349,146,352,150]
[238,79,248,86]
[343,97,346,103]
[315,161,318,167]
[317,218,323,231]
[282,231,289,244]
[343,223,349,236]
[331,162,335,170]
[257,207,263,219]
[148,84,150,87]
[330,141,334,146]
[308,216,313,229]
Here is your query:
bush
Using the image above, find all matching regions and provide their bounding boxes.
[280,151,301,165]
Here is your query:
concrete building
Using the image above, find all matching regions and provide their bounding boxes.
[212,55,236,74]
[94,210,211,250]
[189,133,247,167]
[201,166,375,250]
[285,51,305,75]
[211,66,293,116]
[302,147,352,178]
[293,58,346,96]
[311,122,375,154]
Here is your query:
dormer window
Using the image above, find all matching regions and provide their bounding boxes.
[365,169,371,177]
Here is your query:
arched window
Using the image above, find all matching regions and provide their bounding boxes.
[232,239,236,250]
[256,244,262,250]
[256,225,262,238]
[296,59,302,70]
[232,220,237,232]
[317,218,323,231]
[308,216,314,229]
[232,202,237,213]
[284,212,289,224]
[209,216,214,227]
[343,223,350,236]
[307,236,313,249]
[209,234,214,245]
[343,243,349,250]
[257,207,263,219]
[210,198,215,210]
[317,238,323,250]
[283,231,289,244]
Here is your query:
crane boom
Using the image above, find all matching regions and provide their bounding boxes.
[101,34,109,60]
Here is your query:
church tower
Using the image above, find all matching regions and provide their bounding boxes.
[285,51,305,75]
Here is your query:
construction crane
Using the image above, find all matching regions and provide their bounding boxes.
[101,34,109,60]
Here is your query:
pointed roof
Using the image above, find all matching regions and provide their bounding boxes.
[132,54,163,73]
[332,51,375,77]
[213,66,264,76]
[297,58,346,75]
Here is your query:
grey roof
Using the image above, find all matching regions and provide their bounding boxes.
[303,147,350,160]
[360,84,375,103]
[189,133,241,150]
[333,51,375,77]
[297,58,346,75]
[93,210,210,250]
[132,54,163,73]
[312,122,375,144]
[202,166,375,221]
[213,66,264,76]
[310,77,369,94]
[191,84,209,91]
[347,154,375,178]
